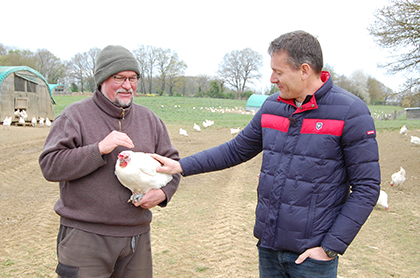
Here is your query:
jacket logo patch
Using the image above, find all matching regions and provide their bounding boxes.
[367,130,375,135]
[301,119,344,136]
[316,122,323,130]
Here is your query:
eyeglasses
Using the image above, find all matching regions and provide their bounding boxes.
[112,75,139,84]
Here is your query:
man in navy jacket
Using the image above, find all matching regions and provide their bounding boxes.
[153,30,380,278]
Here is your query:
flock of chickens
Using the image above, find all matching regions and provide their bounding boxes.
[178,119,241,137]
[376,124,419,211]
[2,109,51,128]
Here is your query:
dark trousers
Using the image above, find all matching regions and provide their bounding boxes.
[56,225,152,278]
[258,243,338,278]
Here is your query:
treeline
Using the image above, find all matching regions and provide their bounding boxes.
[1,43,418,106]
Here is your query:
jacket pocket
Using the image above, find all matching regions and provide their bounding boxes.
[304,194,318,238]
[56,262,79,278]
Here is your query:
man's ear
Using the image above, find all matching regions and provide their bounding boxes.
[300,63,311,80]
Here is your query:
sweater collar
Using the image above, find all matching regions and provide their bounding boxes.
[277,71,332,114]
[93,89,132,119]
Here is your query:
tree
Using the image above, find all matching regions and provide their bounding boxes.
[348,69,370,104]
[68,53,89,92]
[217,48,263,97]
[166,53,187,96]
[369,0,420,88]
[156,48,171,96]
[34,49,65,84]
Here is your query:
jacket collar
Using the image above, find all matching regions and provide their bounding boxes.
[277,71,332,114]
[93,89,132,119]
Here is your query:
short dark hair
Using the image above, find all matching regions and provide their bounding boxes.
[268,30,323,73]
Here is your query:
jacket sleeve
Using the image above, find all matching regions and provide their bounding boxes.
[321,101,381,255]
[180,111,263,176]
[39,113,106,182]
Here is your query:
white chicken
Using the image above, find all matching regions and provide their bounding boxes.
[390,167,406,187]
[193,123,201,132]
[230,127,241,135]
[2,116,12,129]
[115,151,173,203]
[203,119,214,128]
[399,125,408,136]
[31,115,37,127]
[18,116,25,125]
[39,117,45,126]
[179,128,188,136]
[45,117,52,126]
[376,189,389,210]
[410,135,420,146]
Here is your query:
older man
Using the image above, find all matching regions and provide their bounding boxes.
[39,45,180,278]
[152,31,380,278]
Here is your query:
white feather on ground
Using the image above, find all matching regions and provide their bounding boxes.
[376,190,389,210]
[390,166,406,187]
[115,151,173,203]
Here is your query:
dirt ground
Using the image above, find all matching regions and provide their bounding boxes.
[0,124,419,277]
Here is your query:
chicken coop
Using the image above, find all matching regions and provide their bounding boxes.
[0,66,55,124]
[405,107,420,120]
[246,94,269,112]
[49,84,72,95]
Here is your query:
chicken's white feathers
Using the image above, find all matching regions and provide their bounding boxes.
[203,119,214,128]
[2,116,12,126]
[179,128,188,136]
[45,118,52,126]
[193,123,201,132]
[399,125,407,136]
[31,115,37,127]
[230,127,240,135]
[410,135,420,145]
[390,167,406,187]
[18,116,25,125]
[39,117,45,126]
[115,151,173,202]
[376,190,389,210]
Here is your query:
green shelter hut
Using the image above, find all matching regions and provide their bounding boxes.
[246,94,269,112]
[0,66,55,124]
[49,84,72,95]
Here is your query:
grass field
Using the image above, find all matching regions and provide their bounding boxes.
[51,95,420,131]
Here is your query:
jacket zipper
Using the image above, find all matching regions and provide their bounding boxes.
[119,109,125,131]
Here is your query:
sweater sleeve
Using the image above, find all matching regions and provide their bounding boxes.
[321,101,381,255]
[153,117,181,206]
[39,113,106,182]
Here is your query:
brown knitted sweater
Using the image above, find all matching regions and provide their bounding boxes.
[39,90,180,237]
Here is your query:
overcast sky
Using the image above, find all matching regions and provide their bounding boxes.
[0,0,403,92]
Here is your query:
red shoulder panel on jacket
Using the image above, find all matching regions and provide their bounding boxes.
[261,114,289,132]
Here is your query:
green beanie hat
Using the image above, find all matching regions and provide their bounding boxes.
[94,45,140,88]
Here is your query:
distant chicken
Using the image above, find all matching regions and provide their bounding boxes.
[376,189,389,210]
[115,151,173,203]
[18,116,25,125]
[230,127,241,135]
[203,119,214,128]
[193,123,201,132]
[410,135,420,146]
[39,117,45,126]
[390,167,406,187]
[179,128,188,136]
[2,116,12,129]
[399,125,408,136]
[45,117,52,126]
[31,115,37,127]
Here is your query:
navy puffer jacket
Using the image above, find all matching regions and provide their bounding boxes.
[180,72,380,255]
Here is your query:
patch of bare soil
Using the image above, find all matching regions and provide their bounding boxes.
[0,125,419,277]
